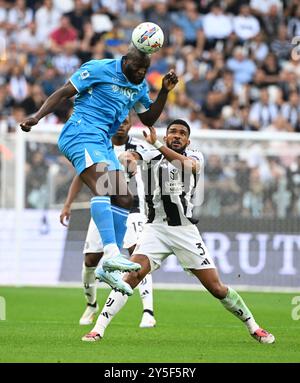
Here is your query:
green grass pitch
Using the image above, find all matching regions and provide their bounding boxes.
[0,287,299,363]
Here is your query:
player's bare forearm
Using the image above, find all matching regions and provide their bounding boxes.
[20,82,77,132]
[34,82,77,121]
[143,126,199,174]
[64,175,83,208]
[138,71,178,126]
[139,88,169,126]
[158,146,199,174]
[60,174,82,226]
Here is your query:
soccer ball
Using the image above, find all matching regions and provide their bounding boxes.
[131,22,164,54]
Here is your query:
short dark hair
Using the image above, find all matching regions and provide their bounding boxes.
[166,119,191,136]
[126,44,150,64]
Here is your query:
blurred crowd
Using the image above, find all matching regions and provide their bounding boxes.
[0,0,299,132]
[21,139,300,220]
[201,149,300,219]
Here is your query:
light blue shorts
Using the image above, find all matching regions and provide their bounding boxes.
[58,119,122,175]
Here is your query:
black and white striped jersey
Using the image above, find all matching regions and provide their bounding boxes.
[136,147,204,226]
[113,136,146,215]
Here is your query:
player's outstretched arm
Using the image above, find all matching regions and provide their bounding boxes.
[138,70,178,127]
[143,126,200,175]
[60,175,83,227]
[20,82,78,132]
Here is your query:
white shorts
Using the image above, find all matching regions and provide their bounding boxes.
[83,212,147,254]
[123,212,147,249]
[132,223,215,273]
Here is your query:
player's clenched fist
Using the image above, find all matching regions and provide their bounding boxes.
[20,117,39,132]
[162,70,178,92]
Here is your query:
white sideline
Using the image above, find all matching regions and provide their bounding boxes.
[1,282,300,293]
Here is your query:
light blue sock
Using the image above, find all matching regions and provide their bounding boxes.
[111,205,130,249]
[90,196,116,246]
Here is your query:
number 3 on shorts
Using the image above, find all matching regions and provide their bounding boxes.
[196,242,205,256]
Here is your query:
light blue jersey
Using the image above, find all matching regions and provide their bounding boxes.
[58,58,153,174]
[69,58,152,136]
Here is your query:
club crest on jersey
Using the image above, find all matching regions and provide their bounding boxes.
[138,26,157,44]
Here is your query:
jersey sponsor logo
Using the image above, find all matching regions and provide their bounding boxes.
[166,168,184,194]
[111,85,138,101]
[160,165,182,194]
[165,181,184,195]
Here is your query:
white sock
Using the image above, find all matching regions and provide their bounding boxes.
[221,287,259,333]
[92,290,128,337]
[82,263,97,305]
[103,243,120,260]
[138,274,154,314]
